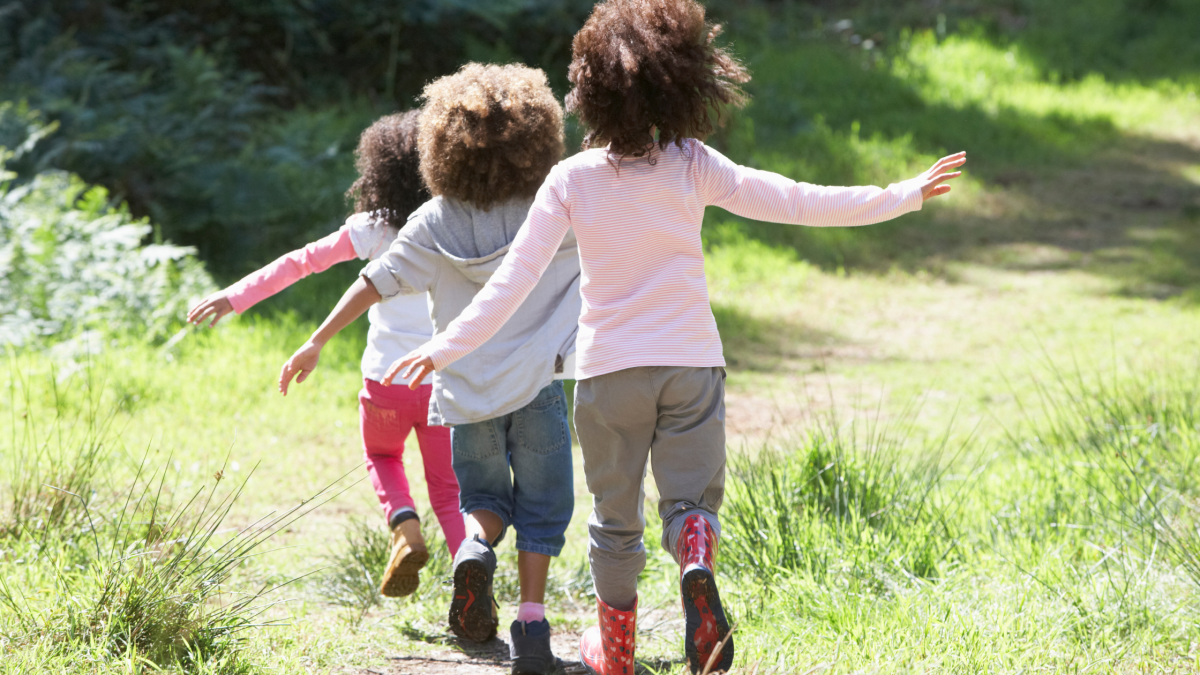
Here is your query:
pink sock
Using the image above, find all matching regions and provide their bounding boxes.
[516,602,546,623]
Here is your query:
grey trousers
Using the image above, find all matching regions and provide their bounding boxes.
[573,366,725,609]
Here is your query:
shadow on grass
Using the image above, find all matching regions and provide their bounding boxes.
[710,0,1200,90]
[386,635,511,669]
[712,301,850,371]
[703,16,1200,302]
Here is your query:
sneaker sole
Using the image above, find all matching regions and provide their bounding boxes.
[449,558,497,642]
[511,655,557,675]
[380,544,429,598]
[682,568,733,674]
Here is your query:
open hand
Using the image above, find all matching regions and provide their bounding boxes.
[917,152,966,201]
[279,341,323,396]
[382,349,435,390]
[188,291,235,327]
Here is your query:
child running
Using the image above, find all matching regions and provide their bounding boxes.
[278,63,580,675]
[385,1,966,673]
[187,110,466,597]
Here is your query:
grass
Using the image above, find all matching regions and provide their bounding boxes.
[3,2,1200,672]
[0,360,363,673]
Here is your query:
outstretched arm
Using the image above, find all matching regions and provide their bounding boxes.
[278,276,382,395]
[699,145,965,227]
[188,227,358,327]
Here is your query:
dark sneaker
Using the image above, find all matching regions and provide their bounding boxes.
[678,515,733,673]
[449,535,499,642]
[510,619,555,675]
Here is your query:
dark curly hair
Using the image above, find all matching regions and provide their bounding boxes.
[419,63,564,210]
[345,109,430,228]
[566,0,750,158]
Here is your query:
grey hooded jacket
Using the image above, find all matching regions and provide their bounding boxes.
[361,195,581,426]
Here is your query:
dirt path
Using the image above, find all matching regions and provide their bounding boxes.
[355,631,588,674]
[346,630,683,675]
[342,608,692,674]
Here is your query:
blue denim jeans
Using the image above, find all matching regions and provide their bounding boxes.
[450,381,574,557]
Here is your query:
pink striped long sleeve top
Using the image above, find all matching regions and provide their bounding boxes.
[425,139,924,380]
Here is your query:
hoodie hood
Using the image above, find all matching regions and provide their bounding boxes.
[422,195,533,285]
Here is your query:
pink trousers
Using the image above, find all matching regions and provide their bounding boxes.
[360,378,465,556]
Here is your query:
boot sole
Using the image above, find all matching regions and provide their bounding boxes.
[682,568,733,674]
[449,558,497,642]
[379,545,428,598]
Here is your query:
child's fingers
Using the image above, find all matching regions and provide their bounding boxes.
[400,360,418,381]
[278,362,293,396]
[407,364,431,390]
[931,170,963,185]
[381,360,404,386]
[931,171,963,187]
[927,184,953,199]
[408,362,432,389]
[935,151,966,167]
[929,157,966,178]
[928,152,967,175]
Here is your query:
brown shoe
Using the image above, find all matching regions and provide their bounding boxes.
[380,516,429,597]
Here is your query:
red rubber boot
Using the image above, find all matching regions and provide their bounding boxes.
[678,514,733,673]
[578,596,637,675]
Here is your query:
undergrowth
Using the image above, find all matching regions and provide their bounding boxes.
[0,364,349,672]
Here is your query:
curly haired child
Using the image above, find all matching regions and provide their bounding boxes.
[278,63,580,675]
[387,1,966,673]
[188,110,466,598]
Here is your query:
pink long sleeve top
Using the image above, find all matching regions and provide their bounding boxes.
[424,139,924,380]
[224,213,434,383]
[225,228,358,314]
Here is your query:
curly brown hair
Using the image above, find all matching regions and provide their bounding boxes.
[419,63,564,210]
[345,109,430,229]
[566,0,750,158]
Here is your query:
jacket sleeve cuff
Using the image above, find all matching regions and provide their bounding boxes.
[427,341,456,372]
[900,179,924,213]
[362,259,403,299]
[225,283,255,314]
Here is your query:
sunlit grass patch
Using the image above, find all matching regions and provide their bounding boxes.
[709,363,1200,674]
[899,32,1200,141]
[0,365,353,672]
[722,412,963,589]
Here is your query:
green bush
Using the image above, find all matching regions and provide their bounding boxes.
[0,108,215,349]
[0,1,596,273]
